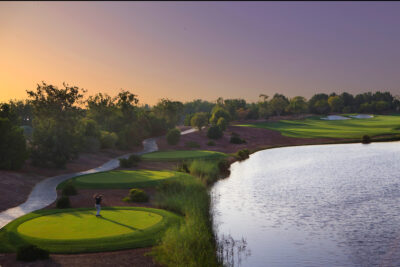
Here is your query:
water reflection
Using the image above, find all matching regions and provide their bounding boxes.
[212,142,400,266]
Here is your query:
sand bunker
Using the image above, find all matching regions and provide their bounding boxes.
[349,114,374,119]
[320,115,350,120]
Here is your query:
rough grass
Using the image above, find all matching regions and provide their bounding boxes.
[151,160,222,267]
[238,114,400,139]
[141,150,227,161]
[0,207,181,254]
[57,170,186,189]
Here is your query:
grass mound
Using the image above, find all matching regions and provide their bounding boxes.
[237,114,400,139]
[0,207,181,254]
[58,170,187,189]
[141,150,227,161]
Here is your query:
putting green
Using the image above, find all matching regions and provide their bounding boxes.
[237,114,400,139]
[0,207,181,253]
[58,170,186,189]
[141,150,227,161]
[17,209,162,240]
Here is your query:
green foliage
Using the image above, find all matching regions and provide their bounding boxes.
[166,128,181,145]
[62,183,77,196]
[207,140,216,146]
[234,149,250,161]
[210,107,230,125]
[185,141,200,148]
[175,162,190,173]
[328,95,344,113]
[119,154,141,168]
[362,135,371,144]
[0,118,28,170]
[229,132,246,144]
[28,82,84,168]
[184,113,194,126]
[189,160,219,185]
[142,150,226,161]
[77,118,101,153]
[56,196,70,209]
[207,125,223,139]
[216,117,227,131]
[218,158,231,175]
[190,112,209,130]
[269,94,289,116]
[16,245,49,262]
[287,96,308,114]
[100,130,118,149]
[153,99,184,129]
[126,188,149,202]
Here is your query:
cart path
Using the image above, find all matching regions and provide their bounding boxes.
[0,128,196,229]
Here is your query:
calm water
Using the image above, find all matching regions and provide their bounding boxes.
[211,142,400,267]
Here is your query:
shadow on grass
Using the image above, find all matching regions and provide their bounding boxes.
[99,216,142,232]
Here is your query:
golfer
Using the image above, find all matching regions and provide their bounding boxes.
[94,194,103,217]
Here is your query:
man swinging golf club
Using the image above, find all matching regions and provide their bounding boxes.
[94,194,103,217]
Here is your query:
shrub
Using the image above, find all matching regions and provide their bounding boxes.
[56,196,70,209]
[100,131,118,149]
[0,118,28,170]
[218,158,231,175]
[207,125,223,139]
[234,149,250,161]
[62,183,77,196]
[176,162,190,173]
[190,112,209,130]
[16,245,49,262]
[128,188,149,202]
[229,132,246,144]
[207,140,216,146]
[185,141,200,148]
[166,128,181,145]
[362,135,371,144]
[216,117,227,131]
[119,154,141,168]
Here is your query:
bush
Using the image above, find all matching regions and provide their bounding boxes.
[0,118,28,170]
[16,245,49,262]
[216,117,227,131]
[207,140,216,146]
[100,131,118,149]
[234,149,250,161]
[56,196,70,209]
[62,183,77,196]
[166,128,181,145]
[218,158,231,175]
[362,135,371,144]
[127,188,149,202]
[207,125,223,139]
[185,141,200,148]
[119,154,141,168]
[229,132,246,144]
[176,162,190,173]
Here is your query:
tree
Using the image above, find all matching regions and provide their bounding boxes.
[153,99,184,128]
[210,107,230,125]
[207,125,223,139]
[0,118,28,170]
[286,96,308,114]
[309,93,328,114]
[27,82,85,168]
[166,128,181,145]
[190,112,208,131]
[328,96,344,113]
[216,117,228,131]
[314,99,330,114]
[269,94,289,116]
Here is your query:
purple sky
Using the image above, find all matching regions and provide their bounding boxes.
[1,1,400,104]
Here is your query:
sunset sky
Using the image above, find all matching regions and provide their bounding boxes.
[1,1,400,105]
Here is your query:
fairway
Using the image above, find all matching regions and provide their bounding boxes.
[141,150,227,161]
[58,170,186,189]
[0,207,181,253]
[237,115,400,139]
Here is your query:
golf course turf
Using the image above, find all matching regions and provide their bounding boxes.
[0,207,181,253]
[237,114,400,139]
[58,170,191,189]
[141,150,227,161]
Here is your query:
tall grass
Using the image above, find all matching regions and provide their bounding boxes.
[152,160,223,267]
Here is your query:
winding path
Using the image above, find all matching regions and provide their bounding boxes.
[0,128,196,229]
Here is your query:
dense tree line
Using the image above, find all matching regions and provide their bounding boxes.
[1,85,399,170]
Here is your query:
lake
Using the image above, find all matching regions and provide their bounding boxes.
[212,142,400,267]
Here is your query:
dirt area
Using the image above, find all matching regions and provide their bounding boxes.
[157,125,345,154]
[47,188,157,209]
[0,146,142,212]
[0,247,160,267]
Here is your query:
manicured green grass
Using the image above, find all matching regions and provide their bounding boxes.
[0,207,181,254]
[141,150,227,161]
[58,170,188,189]
[237,114,400,139]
